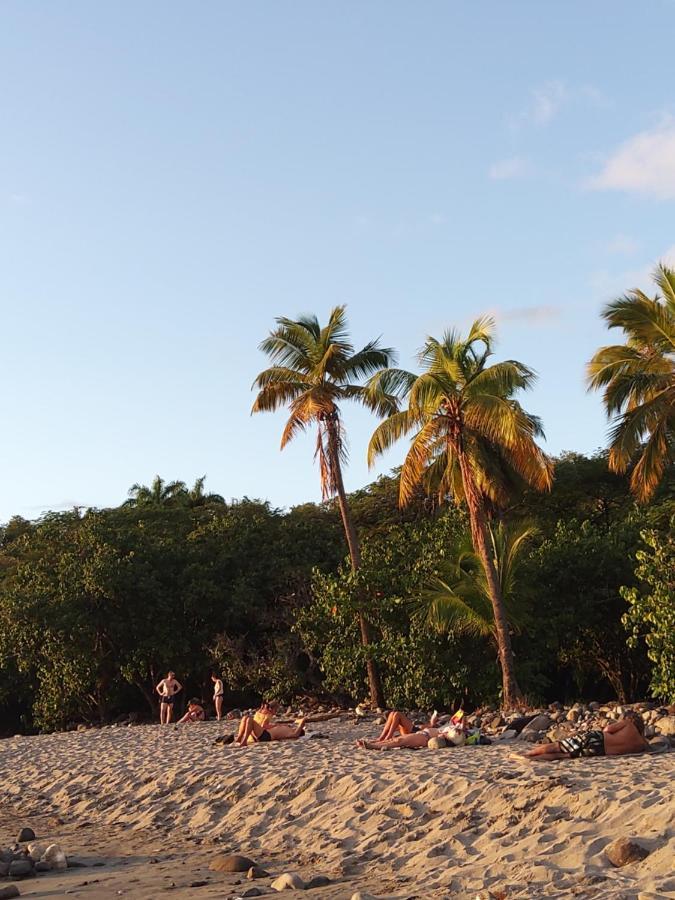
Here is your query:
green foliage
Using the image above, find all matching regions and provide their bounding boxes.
[521,515,648,702]
[419,521,537,638]
[295,509,498,708]
[622,521,675,701]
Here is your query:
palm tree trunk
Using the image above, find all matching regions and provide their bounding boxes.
[457,453,522,709]
[326,421,385,709]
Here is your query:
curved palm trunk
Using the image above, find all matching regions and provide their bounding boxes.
[457,452,522,709]
[326,422,385,709]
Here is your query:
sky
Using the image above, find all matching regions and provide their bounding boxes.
[1,2,675,522]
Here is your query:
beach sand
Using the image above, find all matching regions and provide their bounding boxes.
[0,718,673,899]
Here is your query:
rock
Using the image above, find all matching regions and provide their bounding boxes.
[644,725,656,738]
[247,866,270,879]
[188,881,209,888]
[34,861,51,872]
[42,845,67,871]
[547,725,571,742]
[496,729,517,741]
[427,736,448,750]
[16,828,35,843]
[242,890,263,898]
[521,731,547,743]
[209,854,257,873]
[271,872,306,891]
[0,887,21,900]
[0,861,9,877]
[605,837,650,867]
[305,875,331,889]
[489,714,504,729]
[655,716,675,736]
[648,736,671,753]
[8,858,32,877]
[26,843,45,862]
[589,701,600,711]
[566,709,579,723]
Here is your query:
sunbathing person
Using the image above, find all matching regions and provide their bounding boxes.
[232,700,280,745]
[234,715,306,745]
[375,709,438,741]
[178,698,205,723]
[357,726,445,751]
[525,711,648,761]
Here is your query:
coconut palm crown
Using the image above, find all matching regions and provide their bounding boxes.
[252,306,397,504]
[587,264,675,503]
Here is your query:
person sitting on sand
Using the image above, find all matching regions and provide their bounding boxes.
[211,673,224,721]
[525,711,648,761]
[156,671,183,724]
[375,709,439,742]
[177,698,206,724]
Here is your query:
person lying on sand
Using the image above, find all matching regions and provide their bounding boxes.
[375,709,439,741]
[156,671,183,724]
[525,711,648,761]
[234,715,306,746]
[231,700,277,745]
[177,698,205,724]
[357,726,445,751]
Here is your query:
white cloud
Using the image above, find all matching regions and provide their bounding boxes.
[588,121,675,199]
[488,156,532,181]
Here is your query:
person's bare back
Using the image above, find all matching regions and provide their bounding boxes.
[603,717,648,755]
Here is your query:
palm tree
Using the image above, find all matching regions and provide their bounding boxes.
[125,475,187,508]
[587,264,675,503]
[187,476,225,507]
[419,521,537,650]
[252,306,396,707]
[367,317,553,707]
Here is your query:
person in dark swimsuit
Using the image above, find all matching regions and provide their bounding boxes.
[526,712,648,761]
[155,671,183,724]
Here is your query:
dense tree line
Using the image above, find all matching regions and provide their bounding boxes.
[0,455,672,734]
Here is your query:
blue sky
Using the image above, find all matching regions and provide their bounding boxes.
[2,2,675,522]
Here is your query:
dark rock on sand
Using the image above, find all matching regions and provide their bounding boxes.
[209,854,257,873]
[8,859,32,877]
[242,889,263,898]
[247,866,270,879]
[34,861,51,872]
[519,714,552,737]
[305,875,331,889]
[0,886,21,900]
[16,829,35,844]
[605,837,650,867]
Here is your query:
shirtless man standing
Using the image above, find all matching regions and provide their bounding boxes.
[156,671,183,724]
[526,711,648,761]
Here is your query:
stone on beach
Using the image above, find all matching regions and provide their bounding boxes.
[247,865,270,879]
[16,829,34,844]
[305,874,331,888]
[655,716,675,736]
[42,844,67,871]
[8,858,32,878]
[209,853,258,873]
[0,887,21,900]
[605,837,650,867]
[271,872,306,891]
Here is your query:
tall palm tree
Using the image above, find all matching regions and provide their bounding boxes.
[367,318,553,707]
[419,520,537,647]
[252,306,396,707]
[587,264,675,503]
[187,476,225,507]
[125,475,187,508]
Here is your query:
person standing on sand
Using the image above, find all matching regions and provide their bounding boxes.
[211,673,224,721]
[156,671,183,724]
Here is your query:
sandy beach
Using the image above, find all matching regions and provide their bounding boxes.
[0,718,673,899]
